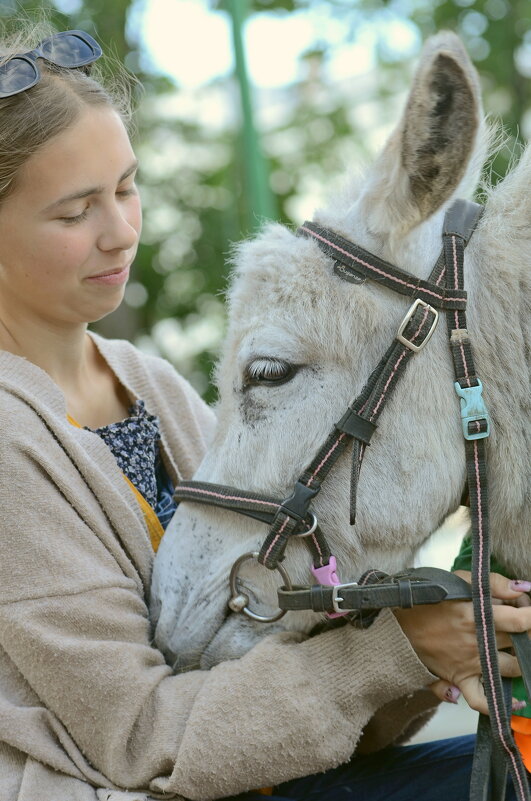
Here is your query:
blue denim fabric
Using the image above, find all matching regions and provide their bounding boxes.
[228,736,519,801]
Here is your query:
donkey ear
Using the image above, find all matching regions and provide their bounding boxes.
[402,32,482,215]
[361,32,484,233]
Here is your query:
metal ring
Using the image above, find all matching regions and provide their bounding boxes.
[292,512,318,538]
[228,551,293,623]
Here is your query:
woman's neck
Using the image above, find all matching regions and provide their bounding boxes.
[0,316,131,427]
[0,315,93,395]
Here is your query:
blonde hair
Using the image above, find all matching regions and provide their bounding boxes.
[0,19,137,204]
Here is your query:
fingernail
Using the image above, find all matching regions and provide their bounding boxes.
[512,699,527,711]
[510,581,531,592]
[444,686,461,704]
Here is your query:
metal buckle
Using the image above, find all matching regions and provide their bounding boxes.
[228,551,293,623]
[292,512,318,538]
[331,581,358,614]
[454,380,490,440]
[396,298,439,353]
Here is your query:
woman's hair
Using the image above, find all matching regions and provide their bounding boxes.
[0,18,137,205]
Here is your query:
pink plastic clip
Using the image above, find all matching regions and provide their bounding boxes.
[312,555,340,586]
[311,555,348,618]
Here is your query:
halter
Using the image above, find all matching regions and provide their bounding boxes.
[173,199,530,800]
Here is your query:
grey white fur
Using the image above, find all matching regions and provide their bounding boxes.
[151,33,530,672]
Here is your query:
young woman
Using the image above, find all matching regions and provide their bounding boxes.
[0,24,527,801]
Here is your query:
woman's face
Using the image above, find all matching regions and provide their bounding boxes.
[0,105,142,330]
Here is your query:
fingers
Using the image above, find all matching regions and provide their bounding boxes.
[492,604,531,635]
[460,680,519,715]
[459,684,527,716]
[459,675,488,715]
[498,651,522,679]
[447,651,521,716]
[429,679,461,704]
[454,570,531,602]
[490,574,531,601]
[439,653,519,711]
[420,570,531,718]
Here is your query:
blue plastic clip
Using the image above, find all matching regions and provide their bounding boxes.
[454,380,490,441]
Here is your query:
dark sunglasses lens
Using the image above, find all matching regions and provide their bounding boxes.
[0,57,37,96]
[40,34,97,67]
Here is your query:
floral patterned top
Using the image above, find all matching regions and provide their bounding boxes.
[88,399,177,530]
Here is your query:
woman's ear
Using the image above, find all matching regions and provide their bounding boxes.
[360,32,485,236]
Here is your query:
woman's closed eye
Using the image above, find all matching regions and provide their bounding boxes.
[117,184,137,198]
[59,186,137,224]
[60,207,90,224]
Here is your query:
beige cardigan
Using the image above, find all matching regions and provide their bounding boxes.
[0,333,437,801]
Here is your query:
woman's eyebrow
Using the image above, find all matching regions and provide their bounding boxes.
[43,160,139,212]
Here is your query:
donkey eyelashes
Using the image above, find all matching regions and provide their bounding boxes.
[244,357,298,387]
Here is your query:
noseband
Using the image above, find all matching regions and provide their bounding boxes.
[172,199,530,800]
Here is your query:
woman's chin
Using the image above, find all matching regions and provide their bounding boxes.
[84,294,127,325]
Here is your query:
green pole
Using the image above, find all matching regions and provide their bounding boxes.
[226,0,277,229]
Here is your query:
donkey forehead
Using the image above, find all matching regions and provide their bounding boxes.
[230,208,448,321]
[230,221,372,321]
[232,223,329,287]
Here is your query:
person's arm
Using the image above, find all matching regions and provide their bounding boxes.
[0,438,436,800]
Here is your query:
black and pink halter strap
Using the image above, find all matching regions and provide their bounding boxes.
[173,199,530,801]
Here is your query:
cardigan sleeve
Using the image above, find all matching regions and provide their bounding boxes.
[0,417,435,800]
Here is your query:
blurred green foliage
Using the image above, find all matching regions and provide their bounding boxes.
[2,0,529,400]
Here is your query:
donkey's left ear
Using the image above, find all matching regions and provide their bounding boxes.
[362,32,484,233]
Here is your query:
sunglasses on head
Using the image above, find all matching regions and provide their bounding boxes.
[0,30,102,99]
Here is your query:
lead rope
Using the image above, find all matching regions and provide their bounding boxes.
[444,229,529,801]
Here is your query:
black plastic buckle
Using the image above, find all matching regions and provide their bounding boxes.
[279,481,320,522]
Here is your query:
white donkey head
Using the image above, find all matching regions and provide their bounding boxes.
[151,32,530,670]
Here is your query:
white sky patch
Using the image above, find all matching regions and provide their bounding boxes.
[245,12,315,87]
[138,0,381,89]
[140,0,233,88]
[328,32,377,81]
[378,17,420,60]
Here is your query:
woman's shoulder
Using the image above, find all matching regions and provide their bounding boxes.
[0,385,39,431]
[0,353,66,446]
[0,387,65,473]
[0,385,74,446]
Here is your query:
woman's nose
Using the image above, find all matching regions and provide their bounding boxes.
[98,202,140,253]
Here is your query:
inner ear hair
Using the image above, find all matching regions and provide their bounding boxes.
[402,44,480,218]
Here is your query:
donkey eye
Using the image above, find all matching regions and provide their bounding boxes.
[244,358,296,386]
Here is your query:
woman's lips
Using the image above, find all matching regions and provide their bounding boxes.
[85,264,130,286]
